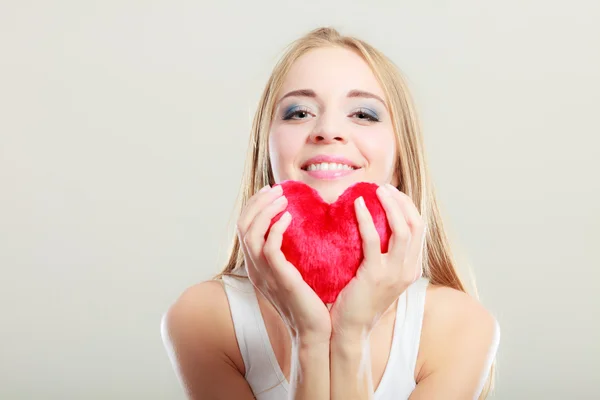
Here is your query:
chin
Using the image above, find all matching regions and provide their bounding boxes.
[280,168,375,203]
[301,178,361,204]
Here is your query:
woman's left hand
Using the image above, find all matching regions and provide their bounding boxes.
[329,184,427,340]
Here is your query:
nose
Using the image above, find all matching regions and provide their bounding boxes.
[308,114,348,144]
[308,131,347,144]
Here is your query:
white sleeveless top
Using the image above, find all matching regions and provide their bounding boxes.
[221,272,429,400]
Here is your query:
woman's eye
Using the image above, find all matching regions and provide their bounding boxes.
[293,111,309,119]
[352,108,380,122]
[282,107,379,122]
[283,107,312,120]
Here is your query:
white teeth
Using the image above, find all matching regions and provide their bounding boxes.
[306,162,354,171]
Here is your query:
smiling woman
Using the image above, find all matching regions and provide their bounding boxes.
[269,47,397,204]
[161,26,500,400]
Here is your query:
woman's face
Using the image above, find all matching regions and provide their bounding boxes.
[268,47,398,203]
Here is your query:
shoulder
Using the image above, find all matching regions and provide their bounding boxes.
[162,280,229,343]
[160,279,256,398]
[414,283,500,396]
[424,283,499,338]
[161,279,246,376]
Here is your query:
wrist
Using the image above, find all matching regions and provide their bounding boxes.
[292,334,331,351]
[289,334,330,399]
[330,330,373,398]
[291,328,331,349]
[292,340,330,365]
[331,330,370,357]
[289,338,329,386]
[331,326,370,344]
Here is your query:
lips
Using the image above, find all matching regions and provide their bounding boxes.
[300,154,360,170]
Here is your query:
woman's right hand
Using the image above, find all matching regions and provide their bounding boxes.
[236,184,332,346]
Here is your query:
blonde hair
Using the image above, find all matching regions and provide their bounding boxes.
[214,26,494,398]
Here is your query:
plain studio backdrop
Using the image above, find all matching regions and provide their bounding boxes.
[1,1,598,399]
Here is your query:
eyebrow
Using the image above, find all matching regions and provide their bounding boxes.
[347,89,386,106]
[277,89,387,107]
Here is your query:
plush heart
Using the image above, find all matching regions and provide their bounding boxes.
[266,180,391,304]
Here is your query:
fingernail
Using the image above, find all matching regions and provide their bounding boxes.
[377,186,390,197]
[272,185,283,194]
[356,196,366,208]
[259,185,271,193]
[386,183,397,191]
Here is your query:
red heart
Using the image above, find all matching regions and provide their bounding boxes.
[267,180,391,303]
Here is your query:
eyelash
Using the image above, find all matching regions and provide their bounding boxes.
[353,109,380,122]
[282,107,380,122]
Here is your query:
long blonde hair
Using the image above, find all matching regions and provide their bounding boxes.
[214,26,494,398]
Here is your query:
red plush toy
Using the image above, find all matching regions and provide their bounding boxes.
[267,180,392,303]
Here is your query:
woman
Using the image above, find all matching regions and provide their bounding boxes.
[161,27,500,399]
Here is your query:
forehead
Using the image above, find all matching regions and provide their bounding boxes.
[279,47,385,99]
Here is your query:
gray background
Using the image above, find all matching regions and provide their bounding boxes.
[1,1,598,399]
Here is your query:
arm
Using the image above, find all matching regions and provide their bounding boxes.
[410,288,501,400]
[329,185,427,399]
[330,333,373,399]
[330,289,500,400]
[161,281,255,400]
[289,339,331,399]
[162,279,330,400]
[237,184,331,399]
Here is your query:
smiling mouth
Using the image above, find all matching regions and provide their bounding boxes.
[300,162,362,181]
[301,162,360,172]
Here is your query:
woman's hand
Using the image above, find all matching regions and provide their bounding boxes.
[237,184,332,346]
[330,184,426,341]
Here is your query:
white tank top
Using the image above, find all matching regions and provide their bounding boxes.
[221,272,429,400]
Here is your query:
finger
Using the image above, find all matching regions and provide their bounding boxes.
[236,216,263,281]
[354,196,382,263]
[385,184,426,279]
[245,195,288,259]
[405,233,426,282]
[239,235,260,282]
[237,184,284,234]
[263,211,300,283]
[376,185,410,262]
[246,184,274,208]
[385,184,425,235]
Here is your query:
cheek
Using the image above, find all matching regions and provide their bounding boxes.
[356,129,397,172]
[268,128,304,179]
